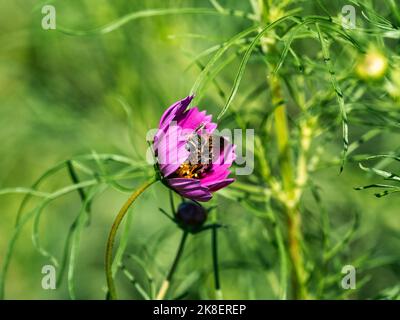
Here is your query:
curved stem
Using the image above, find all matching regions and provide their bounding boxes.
[105,176,157,300]
[156,230,189,300]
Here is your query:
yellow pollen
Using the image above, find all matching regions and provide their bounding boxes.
[175,163,203,179]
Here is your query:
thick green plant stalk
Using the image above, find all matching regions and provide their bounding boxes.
[105,176,157,300]
[257,0,308,299]
[270,76,308,300]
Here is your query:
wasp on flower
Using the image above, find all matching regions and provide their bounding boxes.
[152,95,236,202]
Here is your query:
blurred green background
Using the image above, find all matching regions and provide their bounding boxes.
[0,0,399,299]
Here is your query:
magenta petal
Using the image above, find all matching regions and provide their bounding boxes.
[200,164,231,186]
[155,125,189,177]
[206,178,235,192]
[159,95,193,130]
[168,178,212,202]
[205,122,217,133]
[213,138,236,165]
[200,138,236,186]
[176,107,217,134]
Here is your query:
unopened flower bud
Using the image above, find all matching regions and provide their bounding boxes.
[176,202,207,228]
[355,49,388,81]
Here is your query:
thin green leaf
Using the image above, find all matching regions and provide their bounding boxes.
[190,25,259,98]
[217,15,294,121]
[118,263,151,300]
[324,211,360,261]
[316,23,349,173]
[0,179,98,299]
[359,163,400,182]
[58,8,256,36]
[67,185,105,299]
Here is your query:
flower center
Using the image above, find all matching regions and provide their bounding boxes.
[175,163,208,179]
[174,132,215,179]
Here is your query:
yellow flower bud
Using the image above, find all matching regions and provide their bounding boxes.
[355,49,388,81]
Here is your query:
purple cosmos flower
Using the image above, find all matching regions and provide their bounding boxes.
[153,96,235,202]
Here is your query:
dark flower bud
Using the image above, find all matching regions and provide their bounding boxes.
[176,201,207,229]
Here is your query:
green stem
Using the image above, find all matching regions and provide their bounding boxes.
[212,221,222,299]
[287,207,307,299]
[264,207,288,299]
[66,160,86,203]
[156,230,189,300]
[271,75,308,299]
[58,161,90,287]
[256,0,308,298]
[105,176,157,300]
